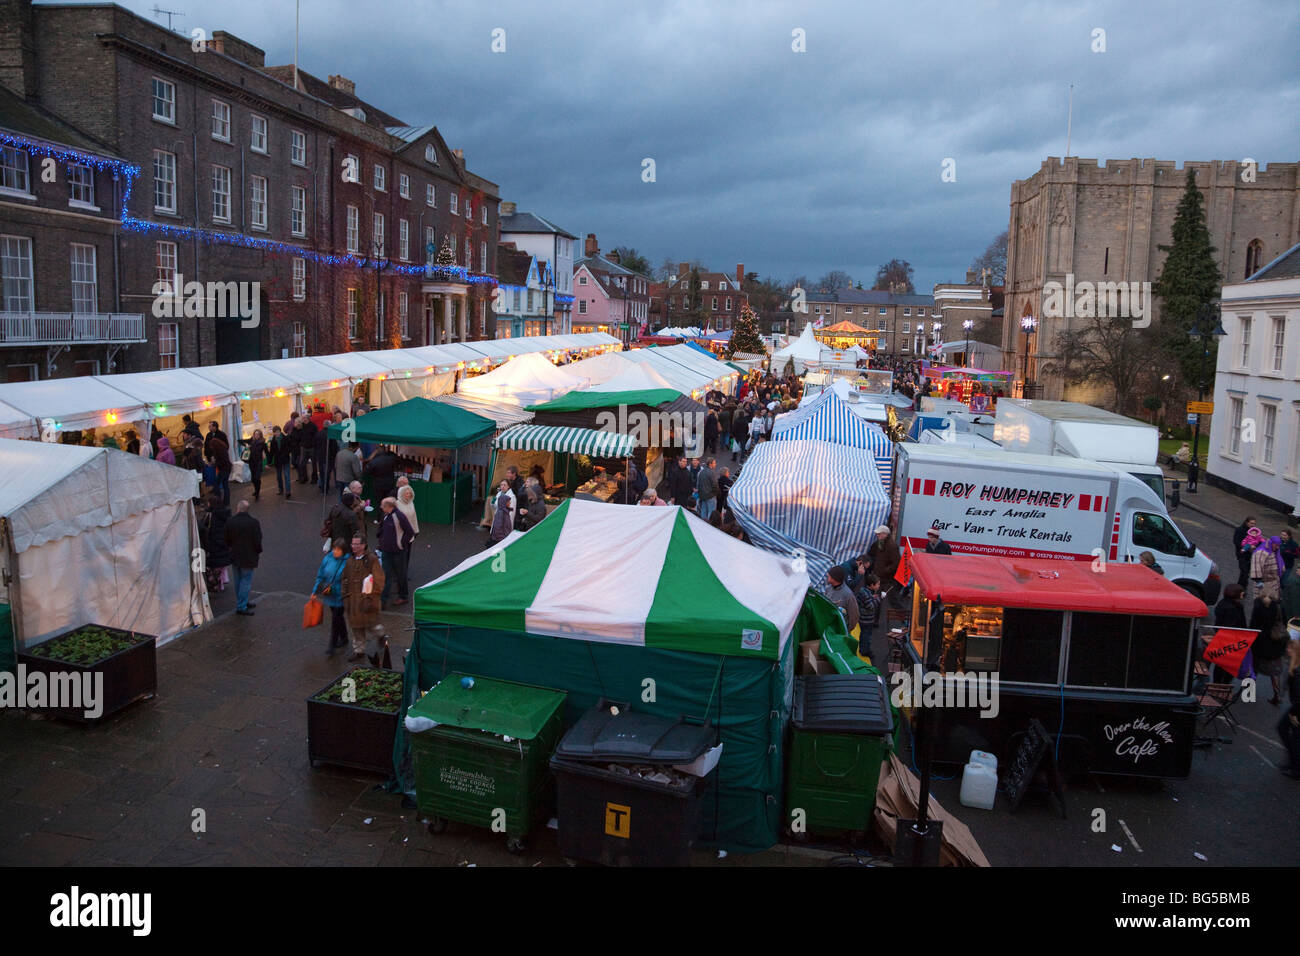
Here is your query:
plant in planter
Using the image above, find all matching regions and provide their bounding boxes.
[307,667,403,774]
[17,624,157,723]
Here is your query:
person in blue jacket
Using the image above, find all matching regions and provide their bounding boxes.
[314,538,349,654]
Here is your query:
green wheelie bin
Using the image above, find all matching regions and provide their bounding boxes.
[785,673,893,841]
[408,673,566,855]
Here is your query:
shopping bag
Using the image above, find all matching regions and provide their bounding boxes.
[302,595,323,628]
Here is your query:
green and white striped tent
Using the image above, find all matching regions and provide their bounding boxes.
[415,497,807,658]
[493,423,635,458]
[402,497,833,852]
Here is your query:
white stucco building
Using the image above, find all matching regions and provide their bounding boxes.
[497,203,577,334]
[1208,242,1300,517]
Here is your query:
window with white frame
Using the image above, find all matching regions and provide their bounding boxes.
[1,236,32,311]
[426,183,435,207]
[448,234,457,258]
[513,289,521,310]
[399,173,409,198]
[918,308,926,317]
[449,193,458,215]
[425,226,435,262]
[70,243,97,313]
[465,199,472,220]
[481,205,487,226]
[464,241,471,268]
[425,144,437,164]
[480,242,486,272]
[250,114,268,154]
[1292,409,1300,479]
[250,175,267,230]
[877,318,886,331]
[291,130,306,166]
[373,165,386,192]
[346,288,359,338]
[712,296,718,311]
[579,275,587,285]
[158,321,179,369]
[901,339,910,352]
[480,300,486,335]
[725,297,732,311]
[376,291,384,339]
[1260,402,1278,467]
[399,219,409,261]
[373,212,385,255]
[291,186,306,237]
[68,164,94,206]
[211,99,231,141]
[879,307,886,315]
[1229,396,1244,456]
[211,165,231,222]
[156,241,177,291]
[346,205,359,253]
[0,147,29,194]
[1239,316,1252,368]
[901,322,910,333]
[579,300,587,315]
[292,257,306,301]
[701,281,709,290]
[844,307,853,314]
[903,308,911,316]
[1271,316,1285,373]
[292,322,306,357]
[152,77,175,123]
[399,292,409,338]
[153,150,176,212]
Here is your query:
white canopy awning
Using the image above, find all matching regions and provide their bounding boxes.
[192,361,299,400]
[0,376,146,432]
[93,369,237,418]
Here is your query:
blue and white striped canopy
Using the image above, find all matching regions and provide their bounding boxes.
[729,439,890,587]
[771,388,894,493]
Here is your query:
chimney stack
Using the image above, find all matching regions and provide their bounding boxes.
[677,262,689,278]
[736,264,745,287]
[452,148,464,165]
[0,0,38,98]
[606,249,621,264]
[499,201,517,216]
[327,74,356,96]
[965,269,977,284]
[585,234,599,257]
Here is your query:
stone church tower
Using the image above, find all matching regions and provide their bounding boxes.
[1003,157,1300,404]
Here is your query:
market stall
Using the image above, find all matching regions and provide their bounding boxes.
[619,347,716,399]
[398,497,821,852]
[487,423,638,518]
[458,351,585,407]
[264,355,357,417]
[729,438,890,586]
[189,361,299,441]
[308,352,392,412]
[771,386,895,492]
[350,348,455,406]
[429,393,533,500]
[771,324,827,375]
[649,344,740,397]
[902,553,1208,777]
[0,438,210,657]
[326,397,495,525]
[94,368,238,453]
[0,376,147,447]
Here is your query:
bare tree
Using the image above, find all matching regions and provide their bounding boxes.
[1040,318,1154,415]
[969,231,1008,285]
[816,270,852,292]
[872,259,915,293]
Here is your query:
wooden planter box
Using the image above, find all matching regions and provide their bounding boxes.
[17,625,157,724]
[307,668,402,775]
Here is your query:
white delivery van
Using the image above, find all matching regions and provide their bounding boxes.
[892,443,1220,602]
[992,399,1165,500]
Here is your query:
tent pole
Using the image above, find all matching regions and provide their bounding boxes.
[452,448,458,535]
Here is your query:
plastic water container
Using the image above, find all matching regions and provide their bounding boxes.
[960,750,998,810]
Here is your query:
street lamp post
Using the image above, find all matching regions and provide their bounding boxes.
[1186,301,1226,494]
[1020,314,1038,398]
[962,319,974,367]
[931,321,942,360]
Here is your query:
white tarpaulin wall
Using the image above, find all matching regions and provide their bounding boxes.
[0,440,210,648]
[561,352,635,386]
[0,399,35,440]
[620,349,712,395]
[377,370,456,405]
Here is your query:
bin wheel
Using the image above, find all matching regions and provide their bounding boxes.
[506,837,528,855]
[427,817,448,835]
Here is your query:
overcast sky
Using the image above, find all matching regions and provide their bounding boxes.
[115,0,1300,292]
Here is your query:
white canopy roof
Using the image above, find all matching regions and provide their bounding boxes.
[652,344,737,386]
[586,362,678,394]
[0,438,200,553]
[772,324,829,373]
[458,351,585,406]
[192,360,299,399]
[619,349,712,394]
[431,393,534,428]
[0,376,146,431]
[406,343,495,370]
[350,348,437,376]
[562,352,635,387]
[93,368,237,417]
[312,352,392,378]
[267,356,357,389]
[0,398,36,439]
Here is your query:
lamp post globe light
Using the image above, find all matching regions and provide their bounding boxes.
[931,321,942,359]
[1186,300,1226,494]
[1020,314,1038,397]
[962,319,974,367]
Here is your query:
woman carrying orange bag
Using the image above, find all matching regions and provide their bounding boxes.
[312,538,349,655]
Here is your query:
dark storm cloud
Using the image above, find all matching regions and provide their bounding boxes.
[116,0,1299,291]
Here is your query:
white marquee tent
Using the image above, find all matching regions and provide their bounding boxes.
[771,324,827,375]
[458,351,585,407]
[0,439,211,651]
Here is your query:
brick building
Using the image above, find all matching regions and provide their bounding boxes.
[786,288,938,358]
[660,262,747,331]
[0,1,501,378]
[572,234,649,344]
[1004,156,1300,403]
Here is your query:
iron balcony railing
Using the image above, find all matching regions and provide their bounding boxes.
[0,312,147,346]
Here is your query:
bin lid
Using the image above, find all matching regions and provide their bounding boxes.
[793,674,893,735]
[407,673,567,739]
[553,700,715,764]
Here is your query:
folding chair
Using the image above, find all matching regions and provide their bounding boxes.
[1196,681,1243,743]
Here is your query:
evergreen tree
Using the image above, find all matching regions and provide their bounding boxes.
[729,304,766,357]
[1153,168,1222,384]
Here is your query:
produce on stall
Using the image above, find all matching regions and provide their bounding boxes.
[485,424,638,517]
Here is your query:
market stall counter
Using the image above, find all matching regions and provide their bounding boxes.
[900,552,1208,778]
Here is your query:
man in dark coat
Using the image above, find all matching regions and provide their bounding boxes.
[203,420,229,459]
[367,448,399,503]
[1211,583,1249,682]
[1233,516,1257,589]
[269,425,293,498]
[224,500,262,616]
[296,417,318,484]
[867,525,901,601]
[730,408,749,462]
[668,454,694,507]
[704,410,719,455]
[924,527,953,555]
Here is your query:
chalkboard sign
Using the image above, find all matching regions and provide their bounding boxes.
[1003,718,1066,817]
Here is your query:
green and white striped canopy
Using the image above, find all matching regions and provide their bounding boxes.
[493,423,636,457]
[414,498,809,659]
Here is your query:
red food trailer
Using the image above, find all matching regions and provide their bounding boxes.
[899,553,1208,778]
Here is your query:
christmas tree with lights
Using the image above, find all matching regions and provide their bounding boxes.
[728,303,765,357]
